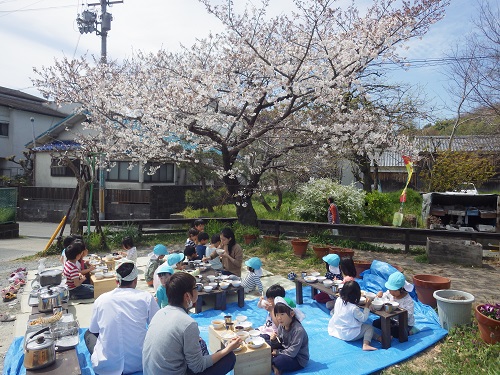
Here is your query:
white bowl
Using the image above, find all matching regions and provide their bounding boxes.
[359,296,366,305]
[211,320,225,329]
[391,301,400,308]
[231,280,241,287]
[371,299,384,311]
[216,249,225,255]
[323,279,334,287]
[316,276,326,282]
[246,336,265,349]
[203,286,213,292]
[207,275,216,282]
[103,272,114,278]
[239,321,252,330]
[236,331,249,340]
[235,315,247,322]
[304,276,317,283]
[365,292,377,300]
[94,272,104,280]
[220,275,230,280]
[219,282,230,290]
[311,272,321,277]
[209,282,218,288]
[249,329,261,337]
[333,279,343,286]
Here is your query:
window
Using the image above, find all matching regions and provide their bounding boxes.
[0,121,8,136]
[51,158,80,177]
[143,163,174,183]
[106,161,140,181]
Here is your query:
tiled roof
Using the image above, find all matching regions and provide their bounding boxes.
[414,135,500,152]
[32,140,81,152]
[0,86,66,118]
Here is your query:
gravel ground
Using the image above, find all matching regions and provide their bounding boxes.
[0,244,498,373]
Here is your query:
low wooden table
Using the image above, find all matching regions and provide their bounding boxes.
[208,325,271,375]
[294,277,408,349]
[195,285,244,313]
[90,275,117,299]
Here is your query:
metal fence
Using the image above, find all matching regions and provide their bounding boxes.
[0,188,17,224]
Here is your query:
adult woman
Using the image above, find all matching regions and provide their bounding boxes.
[212,227,243,277]
[142,273,240,375]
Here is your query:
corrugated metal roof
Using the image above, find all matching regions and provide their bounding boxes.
[0,86,66,118]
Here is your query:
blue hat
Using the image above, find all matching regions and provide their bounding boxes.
[156,264,174,275]
[385,271,406,290]
[322,254,340,267]
[167,253,185,267]
[245,257,262,270]
[153,244,168,256]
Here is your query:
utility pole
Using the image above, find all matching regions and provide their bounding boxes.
[76,1,123,220]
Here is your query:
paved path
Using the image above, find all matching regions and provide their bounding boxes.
[0,222,58,261]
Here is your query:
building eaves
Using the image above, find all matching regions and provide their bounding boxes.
[0,86,66,118]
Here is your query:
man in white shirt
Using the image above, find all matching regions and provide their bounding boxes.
[84,260,159,375]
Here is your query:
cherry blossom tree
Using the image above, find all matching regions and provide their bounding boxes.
[34,0,449,226]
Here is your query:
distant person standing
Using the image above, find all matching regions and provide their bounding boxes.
[327,197,340,235]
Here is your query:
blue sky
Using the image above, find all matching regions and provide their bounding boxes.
[0,0,481,122]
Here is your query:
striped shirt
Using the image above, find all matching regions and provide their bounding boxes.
[63,260,80,290]
[242,272,263,294]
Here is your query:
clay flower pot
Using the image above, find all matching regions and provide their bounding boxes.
[243,234,258,244]
[475,304,500,344]
[354,260,372,278]
[329,246,354,259]
[291,238,309,258]
[262,235,279,242]
[312,245,330,259]
[413,274,451,308]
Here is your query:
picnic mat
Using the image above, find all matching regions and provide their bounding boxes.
[4,287,446,375]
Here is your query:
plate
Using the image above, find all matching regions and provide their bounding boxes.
[311,272,321,277]
[246,336,265,349]
[304,276,317,283]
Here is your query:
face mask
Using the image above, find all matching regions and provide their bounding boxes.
[187,297,193,309]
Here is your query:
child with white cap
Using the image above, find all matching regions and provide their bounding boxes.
[145,244,168,287]
[374,271,416,337]
[241,257,264,294]
[270,296,309,375]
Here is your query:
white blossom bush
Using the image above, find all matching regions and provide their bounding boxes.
[294,178,366,223]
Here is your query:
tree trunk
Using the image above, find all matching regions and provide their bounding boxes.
[274,173,283,210]
[235,198,258,227]
[258,193,273,212]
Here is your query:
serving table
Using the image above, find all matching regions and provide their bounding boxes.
[90,275,117,299]
[294,276,408,349]
[208,325,271,375]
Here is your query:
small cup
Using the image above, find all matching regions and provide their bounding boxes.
[196,283,203,292]
[234,325,244,332]
[331,285,338,293]
[301,271,307,278]
[53,307,63,314]
[226,322,234,331]
[383,303,394,313]
[224,315,232,325]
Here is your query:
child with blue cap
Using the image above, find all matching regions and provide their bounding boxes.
[373,271,416,337]
[167,253,186,270]
[155,264,174,308]
[241,257,264,294]
[145,244,168,287]
[323,254,342,280]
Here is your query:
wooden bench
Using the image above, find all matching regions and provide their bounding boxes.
[294,276,408,349]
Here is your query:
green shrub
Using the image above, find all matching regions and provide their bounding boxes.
[294,178,366,223]
[364,191,394,225]
[204,219,228,237]
[185,187,227,211]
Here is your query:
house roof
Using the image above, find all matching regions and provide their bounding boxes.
[32,140,81,152]
[0,86,67,118]
[414,135,500,152]
[25,112,87,148]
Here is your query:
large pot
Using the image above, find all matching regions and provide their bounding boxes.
[413,274,451,308]
[24,327,56,370]
[291,239,309,258]
[39,269,62,287]
[329,247,354,259]
[475,305,500,344]
[50,285,69,302]
[38,289,62,313]
[433,289,475,330]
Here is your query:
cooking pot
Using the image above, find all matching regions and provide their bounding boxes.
[38,289,62,313]
[24,327,56,370]
[39,269,62,287]
[50,285,69,302]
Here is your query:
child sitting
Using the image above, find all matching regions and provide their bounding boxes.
[270,297,309,375]
[195,232,210,259]
[241,257,264,295]
[60,235,77,265]
[155,264,174,308]
[257,284,295,339]
[63,241,94,300]
[193,218,206,233]
[314,254,341,309]
[184,246,199,261]
[185,228,199,248]
[328,280,380,351]
[339,257,357,282]
[77,245,94,284]
[145,244,168,287]
[374,271,416,337]
[203,234,223,270]
[120,236,137,263]
[167,253,186,271]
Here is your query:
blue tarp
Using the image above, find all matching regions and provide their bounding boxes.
[4,281,446,375]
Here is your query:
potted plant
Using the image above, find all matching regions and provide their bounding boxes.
[312,244,330,259]
[262,234,280,242]
[413,274,451,308]
[291,238,309,258]
[329,246,354,259]
[475,303,500,344]
[233,223,260,244]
